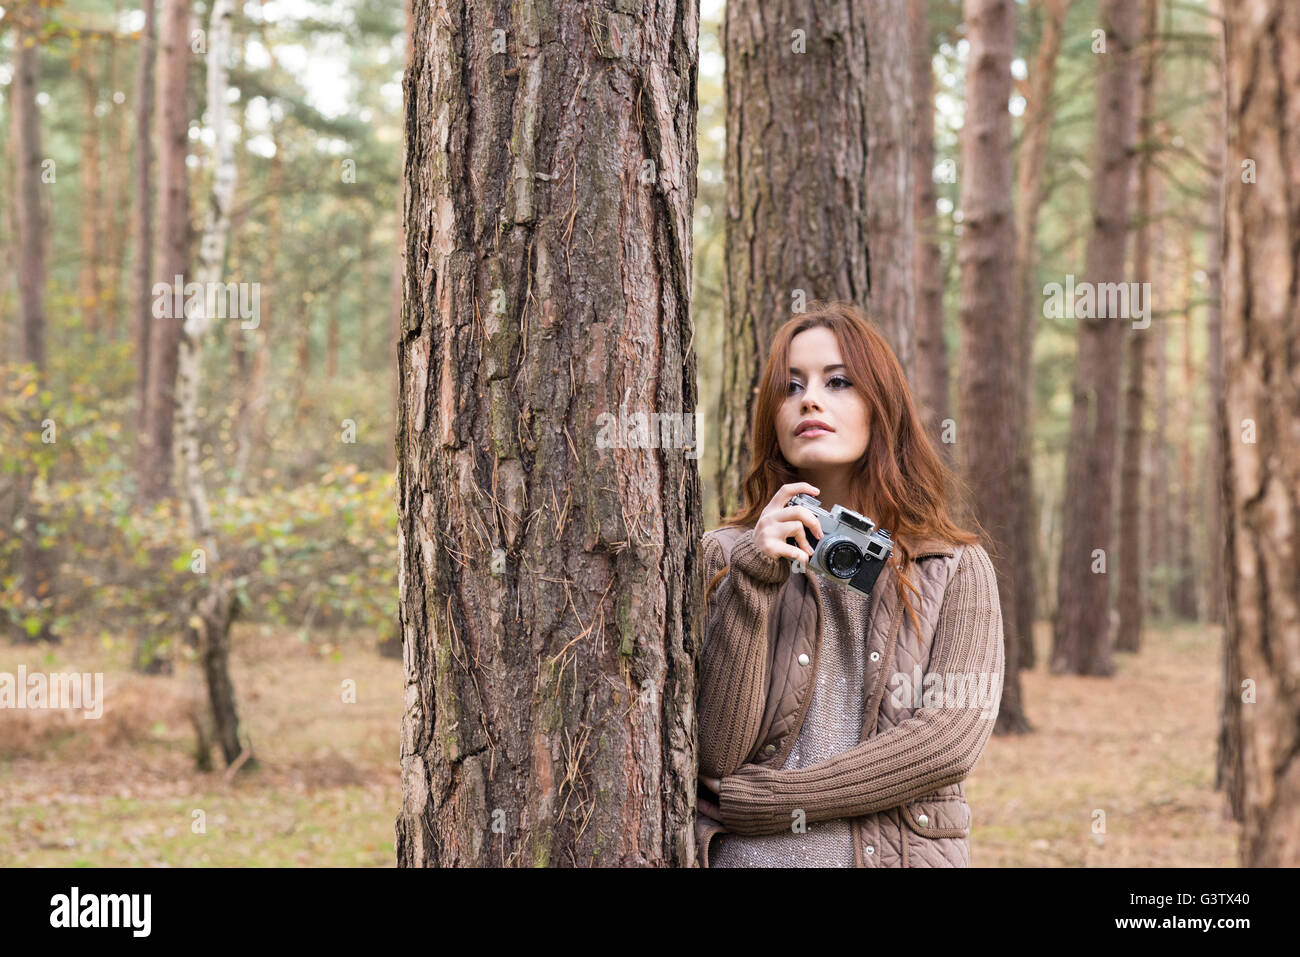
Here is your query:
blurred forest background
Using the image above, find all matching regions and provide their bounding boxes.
[0,0,1260,866]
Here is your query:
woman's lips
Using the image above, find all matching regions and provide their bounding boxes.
[797,428,832,438]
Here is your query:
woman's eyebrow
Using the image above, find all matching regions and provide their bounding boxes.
[788,363,847,375]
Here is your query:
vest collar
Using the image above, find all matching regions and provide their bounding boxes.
[900,536,957,561]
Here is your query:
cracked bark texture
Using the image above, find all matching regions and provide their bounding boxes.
[714,0,913,520]
[395,0,701,867]
[956,0,1024,734]
[1221,0,1300,867]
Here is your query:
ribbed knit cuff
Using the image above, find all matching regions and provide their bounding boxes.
[718,766,785,835]
[728,528,790,586]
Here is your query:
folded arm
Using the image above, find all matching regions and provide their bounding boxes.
[696,527,790,780]
[718,543,1005,836]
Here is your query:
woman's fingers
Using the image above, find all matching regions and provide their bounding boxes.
[779,518,815,560]
[767,482,820,513]
[698,795,722,821]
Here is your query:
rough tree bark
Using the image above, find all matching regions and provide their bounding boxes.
[395,0,700,866]
[714,0,912,520]
[1010,0,1071,670]
[1049,0,1141,675]
[909,0,951,463]
[1221,0,1300,866]
[1116,0,1159,653]
[137,0,191,504]
[957,0,1025,734]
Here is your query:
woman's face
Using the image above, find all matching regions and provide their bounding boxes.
[776,326,871,477]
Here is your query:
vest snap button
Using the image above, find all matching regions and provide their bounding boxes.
[797,653,810,666]
[869,651,880,662]
[763,743,776,755]
[865,845,875,855]
[917,813,929,826]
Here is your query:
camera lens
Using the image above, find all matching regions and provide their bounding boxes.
[826,540,862,579]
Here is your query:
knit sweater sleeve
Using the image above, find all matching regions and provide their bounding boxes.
[716,542,1005,836]
[696,526,791,780]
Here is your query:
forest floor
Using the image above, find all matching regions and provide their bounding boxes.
[0,618,1237,866]
[972,620,1239,866]
[0,624,401,866]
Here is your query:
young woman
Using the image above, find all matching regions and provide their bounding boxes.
[695,300,1005,868]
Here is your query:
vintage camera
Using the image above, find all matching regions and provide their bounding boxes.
[784,493,894,598]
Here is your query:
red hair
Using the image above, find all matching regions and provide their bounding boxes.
[706,300,986,641]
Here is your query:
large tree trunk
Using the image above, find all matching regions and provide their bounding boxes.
[177,0,247,770]
[137,0,192,504]
[133,0,158,439]
[1222,0,1300,867]
[1115,0,1160,653]
[864,1,915,378]
[1049,0,1141,676]
[909,0,951,464]
[957,0,1025,734]
[714,0,912,520]
[10,1,57,644]
[395,0,700,867]
[1010,0,1071,671]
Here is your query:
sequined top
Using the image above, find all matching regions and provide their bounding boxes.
[709,579,873,867]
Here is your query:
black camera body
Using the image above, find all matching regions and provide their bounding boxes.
[784,493,894,599]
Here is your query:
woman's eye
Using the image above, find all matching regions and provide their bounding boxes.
[787,376,851,394]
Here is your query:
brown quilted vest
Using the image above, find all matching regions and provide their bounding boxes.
[697,525,986,867]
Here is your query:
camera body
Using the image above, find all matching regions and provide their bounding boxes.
[784,493,894,599]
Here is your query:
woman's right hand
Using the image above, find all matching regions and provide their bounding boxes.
[753,482,822,564]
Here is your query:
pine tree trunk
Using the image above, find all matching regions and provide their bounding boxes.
[1205,60,1227,630]
[1049,0,1141,675]
[715,0,912,520]
[1171,258,1199,622]
[138,0,192,504]
[395,0,701,866]
[10,1,57,644]
[1146,257,1169,622]
[957,0,1025,733]
[1010,0,1071,671]
[106,25,132,339]
[1116,0,1159,653]
[1209,2,1237,813]
[1222,0,1300,866]
[78,58,104,337]
[909,0,951,463]
[133,0,158,439]
[865,0,915,378]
